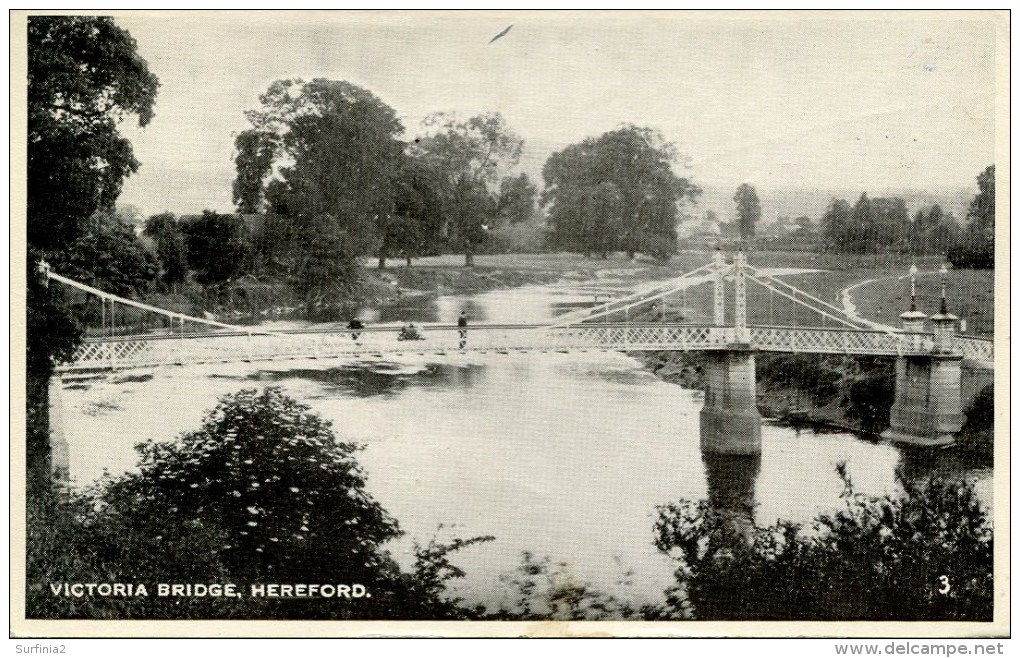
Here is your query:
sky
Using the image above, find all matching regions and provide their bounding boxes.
[107,10,1001,220]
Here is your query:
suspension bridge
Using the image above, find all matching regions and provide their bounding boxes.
[42,250,993,456]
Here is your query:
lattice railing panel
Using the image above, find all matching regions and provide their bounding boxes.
[955,336,994,363]
[63,323,993,371]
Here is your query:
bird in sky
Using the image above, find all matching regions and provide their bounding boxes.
[488,24,513,44]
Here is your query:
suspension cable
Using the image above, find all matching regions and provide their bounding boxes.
[745,276,862,329]
[546,260,720,328]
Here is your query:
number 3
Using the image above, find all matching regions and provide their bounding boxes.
[939,575,951,594]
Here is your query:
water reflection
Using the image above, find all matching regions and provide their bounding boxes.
[251,363,488,398]
[703,453,761,537]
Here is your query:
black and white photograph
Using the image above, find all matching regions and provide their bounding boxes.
[13,9,1008,638]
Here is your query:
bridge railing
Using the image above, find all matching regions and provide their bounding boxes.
[61,323,994,372]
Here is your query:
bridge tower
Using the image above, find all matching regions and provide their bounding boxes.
[882,265,965,447]
[700,250,762,455]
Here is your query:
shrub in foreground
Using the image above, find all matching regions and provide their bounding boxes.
[28,388,484,619]
[653,465,993,621]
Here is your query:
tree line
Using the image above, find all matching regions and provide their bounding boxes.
[816,167,994,267]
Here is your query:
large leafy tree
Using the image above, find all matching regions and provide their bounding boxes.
[543,125,699,260]
[232,78,405,258]
[28,16,159,253]
[27,15,158,490]
[377,154,445,269]
[494,173,537,225]
[733,183,761,241]
[412,112,524,266]
[909,205,960,257]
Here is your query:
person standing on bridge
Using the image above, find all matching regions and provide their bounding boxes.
[348,318,364,342]
[458,310,469,348]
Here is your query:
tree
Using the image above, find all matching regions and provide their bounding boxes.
[232,78,405,258]
[733,184,761,241]
[180,211,253,286]
[910,205,961,257]
[821,198,852,252]
[27,16,158,488]
[851,193,875,253]
[412,112,524,266]
[144,212,188,288]
[543,125,699,260]
[377,154,445,269]
[968,165,995,232]
[494,173,537,225]
[948,166,994,269]
[870,197,910,252]
[28,16,159,253]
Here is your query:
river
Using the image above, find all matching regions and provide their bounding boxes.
[61,270,993,612]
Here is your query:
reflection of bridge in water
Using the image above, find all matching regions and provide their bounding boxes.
[42,250,992,482]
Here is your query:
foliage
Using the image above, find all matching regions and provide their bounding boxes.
[28,388,492,619]
[180,211,254,285]
[377,154,446,268]
[28,16,159,253]
[543,125,699,260]
[412,112,525,266]
[291,214,361,319]
[909,204,960,256]
[143,212,189,286]
[49,210,161,298]
[27,485,238,620]
[654,465,993,620]
[26,253,83,376]
[957,384,994,462]
[489,552,642,620]
[733,183,761,241]
[756,354,841,406]
[948,166,995,269]
[100,388,400,584]
[822,194,910,255]
[233,78,404,258]
[401,534,495,619]
[494,173,538,225]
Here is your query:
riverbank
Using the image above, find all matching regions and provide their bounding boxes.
[359,252,684,306]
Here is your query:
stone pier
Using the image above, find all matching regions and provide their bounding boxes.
[881,295,965,448]
[699,346,762,455]
[882,353,964,447]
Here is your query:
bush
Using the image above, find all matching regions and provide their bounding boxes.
[28,388,487,619]
[957,384,994,462]
[653,465,993,620]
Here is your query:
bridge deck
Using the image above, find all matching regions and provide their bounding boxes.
[61,323,994,372]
